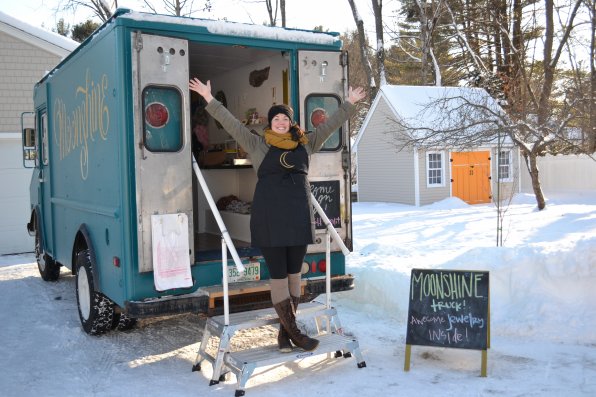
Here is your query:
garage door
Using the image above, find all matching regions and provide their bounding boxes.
[0,136,34,254]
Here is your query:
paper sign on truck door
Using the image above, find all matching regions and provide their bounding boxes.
[151,213,193,291]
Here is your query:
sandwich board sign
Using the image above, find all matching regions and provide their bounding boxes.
[404,269,490,376]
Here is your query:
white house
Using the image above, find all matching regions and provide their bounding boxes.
[0,11,78,254]
[353,85,520,206]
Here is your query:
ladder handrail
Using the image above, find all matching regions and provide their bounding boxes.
[309,193,350,256]
[191,156,245,273]
[193,156,244,325]
[310,192,351,309]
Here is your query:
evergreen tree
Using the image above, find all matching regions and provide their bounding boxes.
[53,18,70,37]
[71,20,100,43]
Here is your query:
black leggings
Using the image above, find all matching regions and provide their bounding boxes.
[260,245,307,279]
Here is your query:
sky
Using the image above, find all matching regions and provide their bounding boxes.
[1,190,595,396]
[2,0,401,36]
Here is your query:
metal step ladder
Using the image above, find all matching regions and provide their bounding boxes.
[191,157,366,396]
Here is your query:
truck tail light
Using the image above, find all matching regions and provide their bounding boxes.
[317,259,326,273]
[145,102,169,128]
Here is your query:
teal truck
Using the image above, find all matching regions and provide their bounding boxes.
[22,9,354,335]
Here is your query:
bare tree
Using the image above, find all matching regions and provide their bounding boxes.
[143,0,212,17]
[61,0,117,22]
[347,0,376,100]
[264,0,278,26]
[415,0,445,86]
[371,0,387,87]
[261,0,286,27]
[589,0,596,152]
[61,0,212,21]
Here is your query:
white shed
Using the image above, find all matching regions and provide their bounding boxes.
[0,11,78,254]
[353,85,520,206]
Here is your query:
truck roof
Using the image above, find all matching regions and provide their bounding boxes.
[122,9,341,46]
[36,8,343,88]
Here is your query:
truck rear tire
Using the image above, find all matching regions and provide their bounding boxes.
[35,229,60,281]
[75,250,114,335]
[111,311,137,331]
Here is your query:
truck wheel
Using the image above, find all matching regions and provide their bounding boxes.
[35,229,60,281]
[111,311,137,331]
[75,250,114,335]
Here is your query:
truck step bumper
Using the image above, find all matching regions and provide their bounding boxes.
[124,274,354,318]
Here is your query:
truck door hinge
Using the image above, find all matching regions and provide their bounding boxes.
[135,31,143,52]
[341,145,350,171]
[340,51,348,67]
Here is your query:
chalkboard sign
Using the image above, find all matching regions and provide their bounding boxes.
[310,180,341,229]
[406,269,489,350]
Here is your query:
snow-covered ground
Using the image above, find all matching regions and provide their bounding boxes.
[1,192,595,396]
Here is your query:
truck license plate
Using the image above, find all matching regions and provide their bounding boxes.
[227,261,260,283]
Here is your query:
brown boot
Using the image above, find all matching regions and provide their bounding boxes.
[273,298,319,352]
[277,296,302,352]
[277,325,293,353]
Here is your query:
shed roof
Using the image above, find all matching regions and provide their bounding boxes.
[0,11,79,56]
[353,85,509,150]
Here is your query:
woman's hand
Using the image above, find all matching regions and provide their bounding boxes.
[189,78,214,103]
[347,86,366,104]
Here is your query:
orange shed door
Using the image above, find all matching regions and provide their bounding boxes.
[451,151,491,204]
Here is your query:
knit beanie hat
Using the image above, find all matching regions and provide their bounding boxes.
[267,104,294,126]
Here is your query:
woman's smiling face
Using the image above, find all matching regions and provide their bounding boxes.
[271,114,291,134]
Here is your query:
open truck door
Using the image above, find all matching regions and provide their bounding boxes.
[131,33,194,275]
[297,50,353,255]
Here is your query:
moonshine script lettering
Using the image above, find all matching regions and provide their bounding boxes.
[411,271,484,303]
[54,70,110,179]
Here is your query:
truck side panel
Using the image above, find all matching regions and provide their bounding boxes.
[44,27,128,305]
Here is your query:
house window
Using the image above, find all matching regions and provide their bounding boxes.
[427,151,444,187]
[498,150,512,182]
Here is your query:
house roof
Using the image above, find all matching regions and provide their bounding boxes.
[0,11,78,57]
[353,85,510,151]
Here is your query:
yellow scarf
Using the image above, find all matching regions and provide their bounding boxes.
[264,128,309,150]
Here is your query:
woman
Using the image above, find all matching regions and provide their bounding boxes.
[189,78,365,352]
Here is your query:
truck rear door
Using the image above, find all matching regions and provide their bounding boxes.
[131,33,193,272]
[297,50,352,253]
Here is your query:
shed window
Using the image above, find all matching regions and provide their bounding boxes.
[498,150,512,182]
[427,151,444,187]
